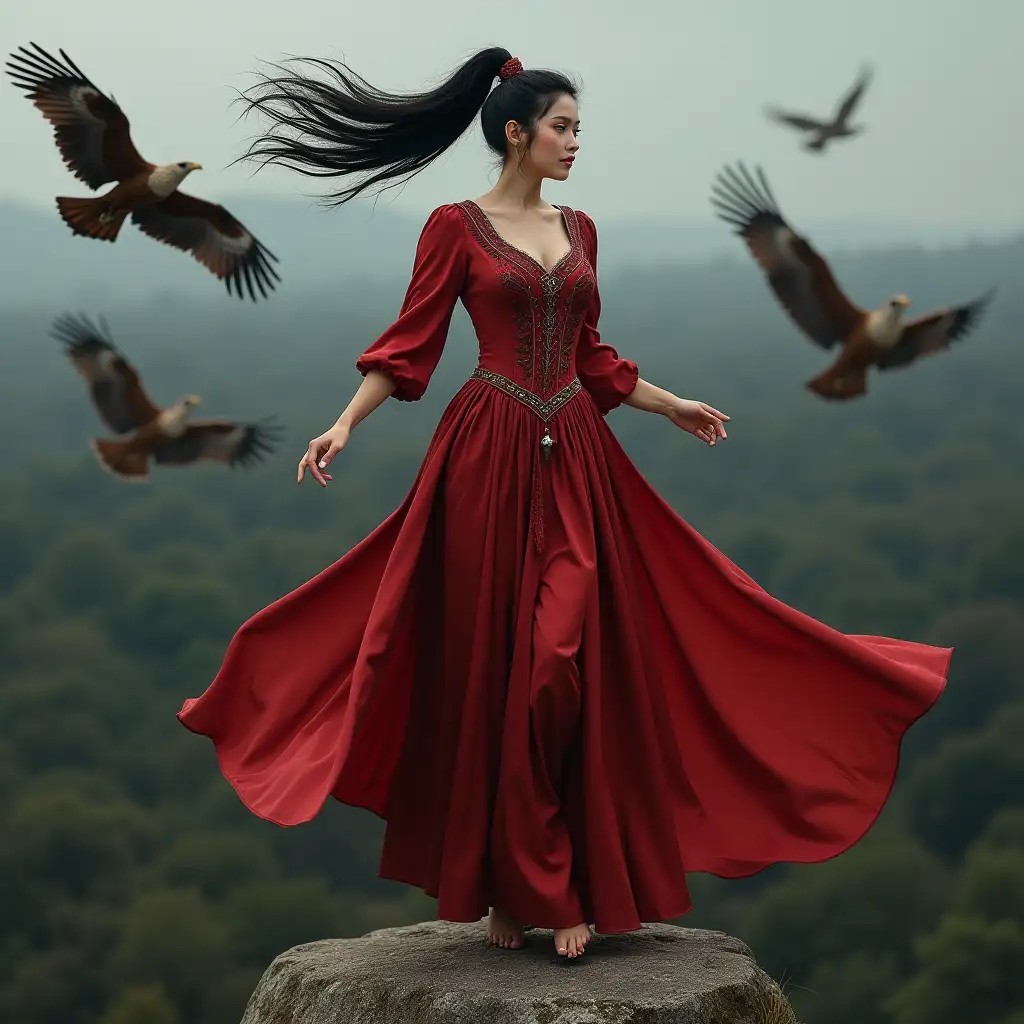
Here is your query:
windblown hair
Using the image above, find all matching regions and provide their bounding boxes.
[234,46,580,207]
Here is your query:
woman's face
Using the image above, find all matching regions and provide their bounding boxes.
[510,93,581,181]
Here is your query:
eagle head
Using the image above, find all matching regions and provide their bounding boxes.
[148,163,203,197]
[167,161,203,187]
[887,294,911,311]
[182,394,202,407]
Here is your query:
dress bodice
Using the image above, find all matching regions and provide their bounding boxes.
[355,201,639,419]
[454,200,595,404]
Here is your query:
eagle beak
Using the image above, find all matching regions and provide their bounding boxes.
[188,162,203,171]
[898,295,911,306]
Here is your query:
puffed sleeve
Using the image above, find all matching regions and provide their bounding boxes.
[355,204,467,401]
[574,210,639,414]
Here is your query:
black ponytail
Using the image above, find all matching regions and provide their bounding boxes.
[234,46,580,207]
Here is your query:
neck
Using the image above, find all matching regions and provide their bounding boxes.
[157,401,192,434]
[484,163,547,210]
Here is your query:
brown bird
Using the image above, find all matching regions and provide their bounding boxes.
[6,43,281,301]
[766,65,872,153]
[710,162,995,400]
[53,312,283,479]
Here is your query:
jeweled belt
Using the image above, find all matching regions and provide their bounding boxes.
[469,366,581,463]
[469,366,583,554]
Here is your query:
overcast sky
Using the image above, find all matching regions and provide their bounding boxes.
[2,0,1022,235]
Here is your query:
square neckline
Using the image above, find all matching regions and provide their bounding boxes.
[462,199,577,277]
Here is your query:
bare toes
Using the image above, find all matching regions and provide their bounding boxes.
[487,909,526,951]
[554,924,591,958]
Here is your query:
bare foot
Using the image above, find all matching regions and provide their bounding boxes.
[487,907,525,950]
[553,922,591,958]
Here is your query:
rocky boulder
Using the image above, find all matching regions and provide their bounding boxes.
[239,918,798,1024]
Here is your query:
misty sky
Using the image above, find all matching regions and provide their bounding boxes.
[2,0,1022,236]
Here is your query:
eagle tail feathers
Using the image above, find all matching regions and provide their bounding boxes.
[56,197,128,241]
[90,438,150,480]
[806,366,868,400]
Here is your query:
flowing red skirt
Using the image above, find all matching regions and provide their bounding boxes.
[178,378,950,933]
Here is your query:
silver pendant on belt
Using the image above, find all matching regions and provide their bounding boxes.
[540,427,555,462]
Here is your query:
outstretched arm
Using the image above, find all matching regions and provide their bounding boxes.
[298,205,467,486]
[334,369,397,430]
[622,378,679,416]
[571,209,640,413]
[625,377,729,446]
[339,204,467,429]
[354,203,467,402]
[575,210,728,446]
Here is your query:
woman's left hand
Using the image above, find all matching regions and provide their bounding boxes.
[666,397,730,446]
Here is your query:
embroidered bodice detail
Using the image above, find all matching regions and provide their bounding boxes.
[354,200,638,421]
[354,201,641,555]
[457,201,595,401]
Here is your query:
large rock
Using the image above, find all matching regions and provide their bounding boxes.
[239,918,798,1024]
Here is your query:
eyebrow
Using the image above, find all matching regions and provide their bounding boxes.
[549,115,581,124]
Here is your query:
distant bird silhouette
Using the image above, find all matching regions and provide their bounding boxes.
[6,43,280,301]
[765,66,872,153]
[53,312,283,479]
[710,162,995,400]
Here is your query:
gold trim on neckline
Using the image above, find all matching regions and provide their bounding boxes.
[459,201,581,279]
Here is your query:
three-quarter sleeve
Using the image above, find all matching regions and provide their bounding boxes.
[355,204,467,402]
[574,210,639,415]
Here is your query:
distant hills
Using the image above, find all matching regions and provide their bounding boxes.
[0,193,1016,309]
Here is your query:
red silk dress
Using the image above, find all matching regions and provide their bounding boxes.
[178,201,950,933]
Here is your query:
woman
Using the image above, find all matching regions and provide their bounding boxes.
[178,47,951,960]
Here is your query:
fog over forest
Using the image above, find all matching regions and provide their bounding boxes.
[2,202,1023,1024]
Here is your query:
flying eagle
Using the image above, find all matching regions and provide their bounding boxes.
[765,66,872,153]
[53,312,283,479]
[6,43,281,301]
[709,162,995,399]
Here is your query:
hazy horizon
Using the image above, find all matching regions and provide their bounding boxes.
[3,0,1024,240]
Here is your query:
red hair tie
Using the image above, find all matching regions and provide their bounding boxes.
[498,56,523,82]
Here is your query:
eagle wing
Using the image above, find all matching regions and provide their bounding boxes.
[153,418,283,467]
[50,312,162,433]
[5,43,150,188]
[834,65,872,124]
[130,192,281,301]
[765,107,827,132]
[710,162,865,349]
[877,289,995,372]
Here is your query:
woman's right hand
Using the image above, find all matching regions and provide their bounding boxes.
[297,423,351,487]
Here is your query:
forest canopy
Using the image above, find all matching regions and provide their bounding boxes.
[1,233,1023,1024]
